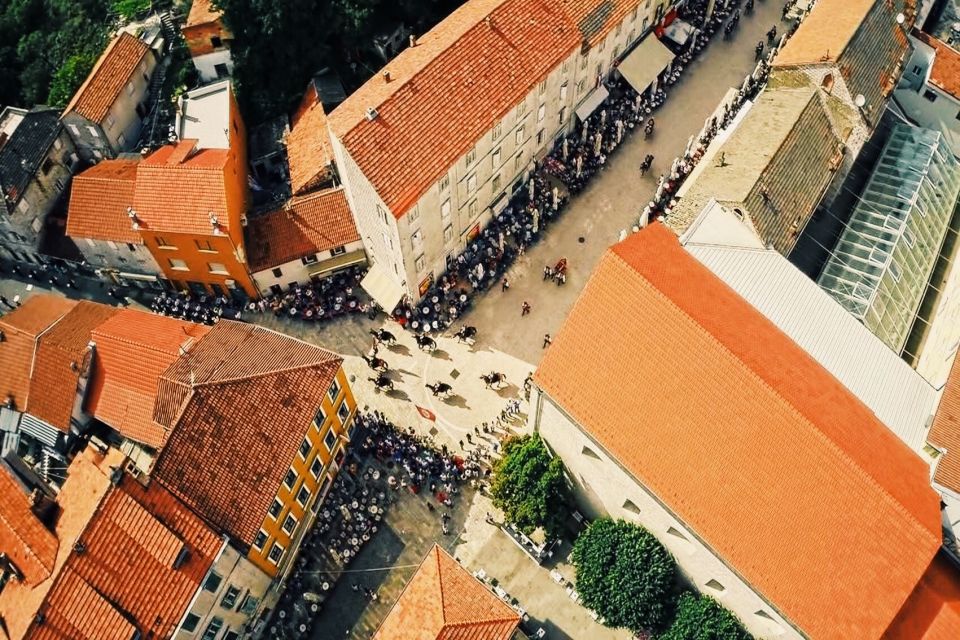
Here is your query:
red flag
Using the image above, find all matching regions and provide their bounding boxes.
[416,405,436,421]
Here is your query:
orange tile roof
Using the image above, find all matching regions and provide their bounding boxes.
[152,321,342,544]
[65,158,141,243]
[27,301,120,432]
[286,83,334,195]
[0,447,123,640]
[133,140,236,236]
[556,0,645,46]
[373,545,520,640]
[912,29,960,98]
[86,309,210,448]
[328,0,580,217]
[185,0,223,27]
[27,473,220,640]
[533,223,943,639]
[0,465,58,586]
[246,187,360,271]
[930,356,960,495]
[884,553,960,640]
[0,296,78,413]
[773,0,875,65]
[63,32,151,123]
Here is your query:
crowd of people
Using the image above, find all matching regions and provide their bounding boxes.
[149,290,247,325]
[248,265,373,322]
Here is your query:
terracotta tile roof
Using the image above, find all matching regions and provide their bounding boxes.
[773,0,875,65]
[186,0,223,27]
[152,322,342,545]
[0,465,58,586]
[286,84,334,195]
[133,140,236,236]
[328,0,580,217]
[63,32,151,123]
[246,187,360,272]
[533,223,943,639]
[884,553,960,640]
[27,301,120,432]
[66,158,141,243]
[555,0,644,46]
[0,447,123,640]
[374,545,520,640]
[912,29,960,99]
[930,356,960,494]
[0,296,78,413]
[86,309,210,448]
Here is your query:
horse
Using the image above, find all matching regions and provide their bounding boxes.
[415,334,437,351]
[363,354,388,372]
[368,375,394,392]
[481,372,507,389]
[454,326,477,344]
[426,382,453,398]
[369,328,397,345]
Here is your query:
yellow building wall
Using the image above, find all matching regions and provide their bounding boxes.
[247,367,356,576]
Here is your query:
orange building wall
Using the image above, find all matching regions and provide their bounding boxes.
[141,229,256,297]
[182,19,232,58]
[248,368,357,577]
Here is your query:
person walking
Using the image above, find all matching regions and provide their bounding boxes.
[521,301,531,316]
[543,333,552,349]
[543,265,552,280]
[501,277,510,292]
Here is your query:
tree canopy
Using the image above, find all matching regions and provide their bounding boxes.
[0,0,113,109]
[213,0,464,123]
[490,434,570,539]
[658,593,751,640]
[572,518,677,635]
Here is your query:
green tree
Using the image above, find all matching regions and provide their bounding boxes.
[572,518,677,635]
[490,434,569,539]
[112,0,150,20]
[47,51,97,107]
[659,593,751,640]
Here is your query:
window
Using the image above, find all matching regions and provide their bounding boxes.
[467,174,477,193]
[314,406,326,426]
[559,107,567,125]
[310,456,324,478]
[580,53,588,70]
[562,60,570,74]
[515,126,525,145]
[338,399,350,423]
[576,79,585,95]
[331,245,346,256]
[201,618,223,640]
[412,229,423,250]
[211,35,222,48]
[415,254,425,273]
[40,158,53,175]
[622,499,641,515]
[536,129,544,145]
[408,206,420,223]
[168,258,188,271]
[328,379,341,402]
[615,22,622,35]
[224,632,239,640]
[468,200,478,219]
[538,79,547,95]
[269,498,283,519]
[107,240,119,251]
[597,40,605,53]
[324,429,337,451]
[127,243,136,252]
[156,236,174,248]
[492,147,502,166]
[560,83,568,102]
[705,579,726,593]
[195,239,216,252]
[492,174,501,193]
[631,6,638,20]
[628,29,635,42]
[239,594,259,615]
[492,120,502,140]
[667,526,689,542]
[253,530,268,550]
[106,114,115,129]
[68,124,80,136]
[515,153,524,172]
[283,468,297,490]
[465,146,477,166]
[537,104,546,122]
[207,262,228,274]
[439,174,450,192]
[282,513,298,534]
[301,254,318,265]
[903,228,916,247]
[581,445,601,459]
[517,100,527,117]
[296,485,311,507]
[182,613,201,633]
[221,585,241,609]
[923,89,938,102]
[272,267,283,278]
[203,571,223,593]
[890,261,903,282]
[298,437,311,459]
[443,225,453,243]
[268,542,285,564]
[441,199,451,219]
[376,204,387,223]
[642,17,649,30]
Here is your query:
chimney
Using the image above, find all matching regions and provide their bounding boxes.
[409,34,416,47]
[383,70,391,82]
[166,139,198,165]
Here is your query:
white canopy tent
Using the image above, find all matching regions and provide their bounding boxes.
[618,36,675,93]
[574,85,609,121]
[361,262,406,313]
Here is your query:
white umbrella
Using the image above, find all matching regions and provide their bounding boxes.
[594,133,603,157]
[684,135,695,158]
[600,109,607,128]
[655,176,666,201]
[575,155,583,178]
[616,119,624,143]
[498,231,505,251]
[753,60,765,81]
[741,75,752,94]
[532,208,540,233]
[618,229,628,242]
[633,94,642,113]
[528,178,535,202]
[639,208,650,228]
[562,138,569,161]
[552,187,559,210]
[671,157,680,176]
[581,121,589,143]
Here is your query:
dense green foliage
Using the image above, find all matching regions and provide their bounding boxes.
[112,0,151,20]
[490,434,570,539]
[658,593,751,640]
[572,518,677,635]
[0,0,113,108]
[213,0,464,123]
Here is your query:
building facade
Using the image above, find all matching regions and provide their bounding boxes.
[61,32,159,163]
[0,107,78,264]
[895,29,960,159]
[182,0,235,82]
[328,0,678,302]
[818,124,960,354]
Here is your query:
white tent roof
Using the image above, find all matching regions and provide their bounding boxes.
[574,85,609,122]
[361,263,405,313]
[618,36,675,93]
